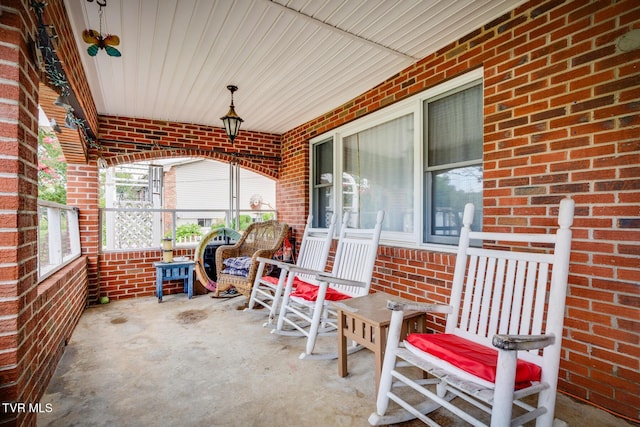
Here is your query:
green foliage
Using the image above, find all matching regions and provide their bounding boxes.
[224,214,274,231]
[231,214,253,231]
[38,128,67,203]
[175,223,203,239]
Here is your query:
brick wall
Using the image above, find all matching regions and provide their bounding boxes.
[0,1,39,425]
[66,164,101,303]
[278,0,639,420]
[0,257,87,427]
[29,258,88,410]
[98,248,193,300]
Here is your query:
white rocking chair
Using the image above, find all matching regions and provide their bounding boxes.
[246,213,337,327]
[274,210,385,360]
[369,198,574,427]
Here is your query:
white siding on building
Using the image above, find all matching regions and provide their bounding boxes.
[173,159,276,223]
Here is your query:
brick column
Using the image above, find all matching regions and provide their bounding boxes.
[66,163,101,304]
[0,1,39,426]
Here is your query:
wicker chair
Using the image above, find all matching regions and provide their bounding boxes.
[213,220,288,298]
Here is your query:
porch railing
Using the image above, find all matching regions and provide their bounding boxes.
[99,208,276,251]
[38,200,81,281]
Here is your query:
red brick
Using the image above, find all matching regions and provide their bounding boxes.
[595,74,640,96]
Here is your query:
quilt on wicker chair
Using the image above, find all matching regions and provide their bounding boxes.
[222,256,253,277]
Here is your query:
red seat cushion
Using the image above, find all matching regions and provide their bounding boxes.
[260,276,279,285]
[406,334,541,390]
[290,280,351,301]
[261,276,311,289]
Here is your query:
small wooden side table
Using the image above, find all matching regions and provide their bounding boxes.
[335,292,426,393]
[153,260,195,302]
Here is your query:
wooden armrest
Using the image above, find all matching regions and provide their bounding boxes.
[256,256,292,270]
[315,273,366,288]
[286,265,326,276]
[492,334,555,351]
[386,300,452,314]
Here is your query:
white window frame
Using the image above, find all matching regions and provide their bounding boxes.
[310,68,483,250]
[38,200,81,281]
[310,137,336,229]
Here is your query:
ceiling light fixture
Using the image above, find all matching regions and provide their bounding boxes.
[220,85,243,144]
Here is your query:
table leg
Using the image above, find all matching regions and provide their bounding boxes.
[338,310,348,377]
[187,265,194,299]
[155,267,163,303]
[374,325,386,394]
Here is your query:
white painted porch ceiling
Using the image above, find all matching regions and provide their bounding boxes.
[64,0,525,135]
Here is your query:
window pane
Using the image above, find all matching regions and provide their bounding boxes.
[38,207,51,272]
[61,210,71,258]
[425,80,483,243]
[313,185,334,228]
[343,114,413,231]
[312,139,334,228]
[431,166,483,236]
[427,84,482,166]
[315,140,333,185]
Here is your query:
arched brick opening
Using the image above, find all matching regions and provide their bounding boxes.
[95,115,282,180]
[93,130,281,303]
[98,148,279,180]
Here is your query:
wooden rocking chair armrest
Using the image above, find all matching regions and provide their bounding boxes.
[385,300,453,314]
[255,256,293,270]
[492,333,556,351]
[315,273,367,288]
[286,265,325,276]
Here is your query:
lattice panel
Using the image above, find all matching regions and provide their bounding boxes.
[114,201,154,249]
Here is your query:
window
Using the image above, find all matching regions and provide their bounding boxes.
[38,200,81,280]
[343,114,413,231]
[197,218,212,227]
[310,69,483,247]
[424,82,483,244]
[311,138,334,228]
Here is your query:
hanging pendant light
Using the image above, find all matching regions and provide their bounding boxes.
[220,85,243,144]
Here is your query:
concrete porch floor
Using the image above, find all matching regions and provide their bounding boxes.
[38,294,634,427]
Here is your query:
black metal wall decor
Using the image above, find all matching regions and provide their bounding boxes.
[83,0,121,57]
[31,1,99,149]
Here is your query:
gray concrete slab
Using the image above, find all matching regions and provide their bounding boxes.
[38,294,634,427]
